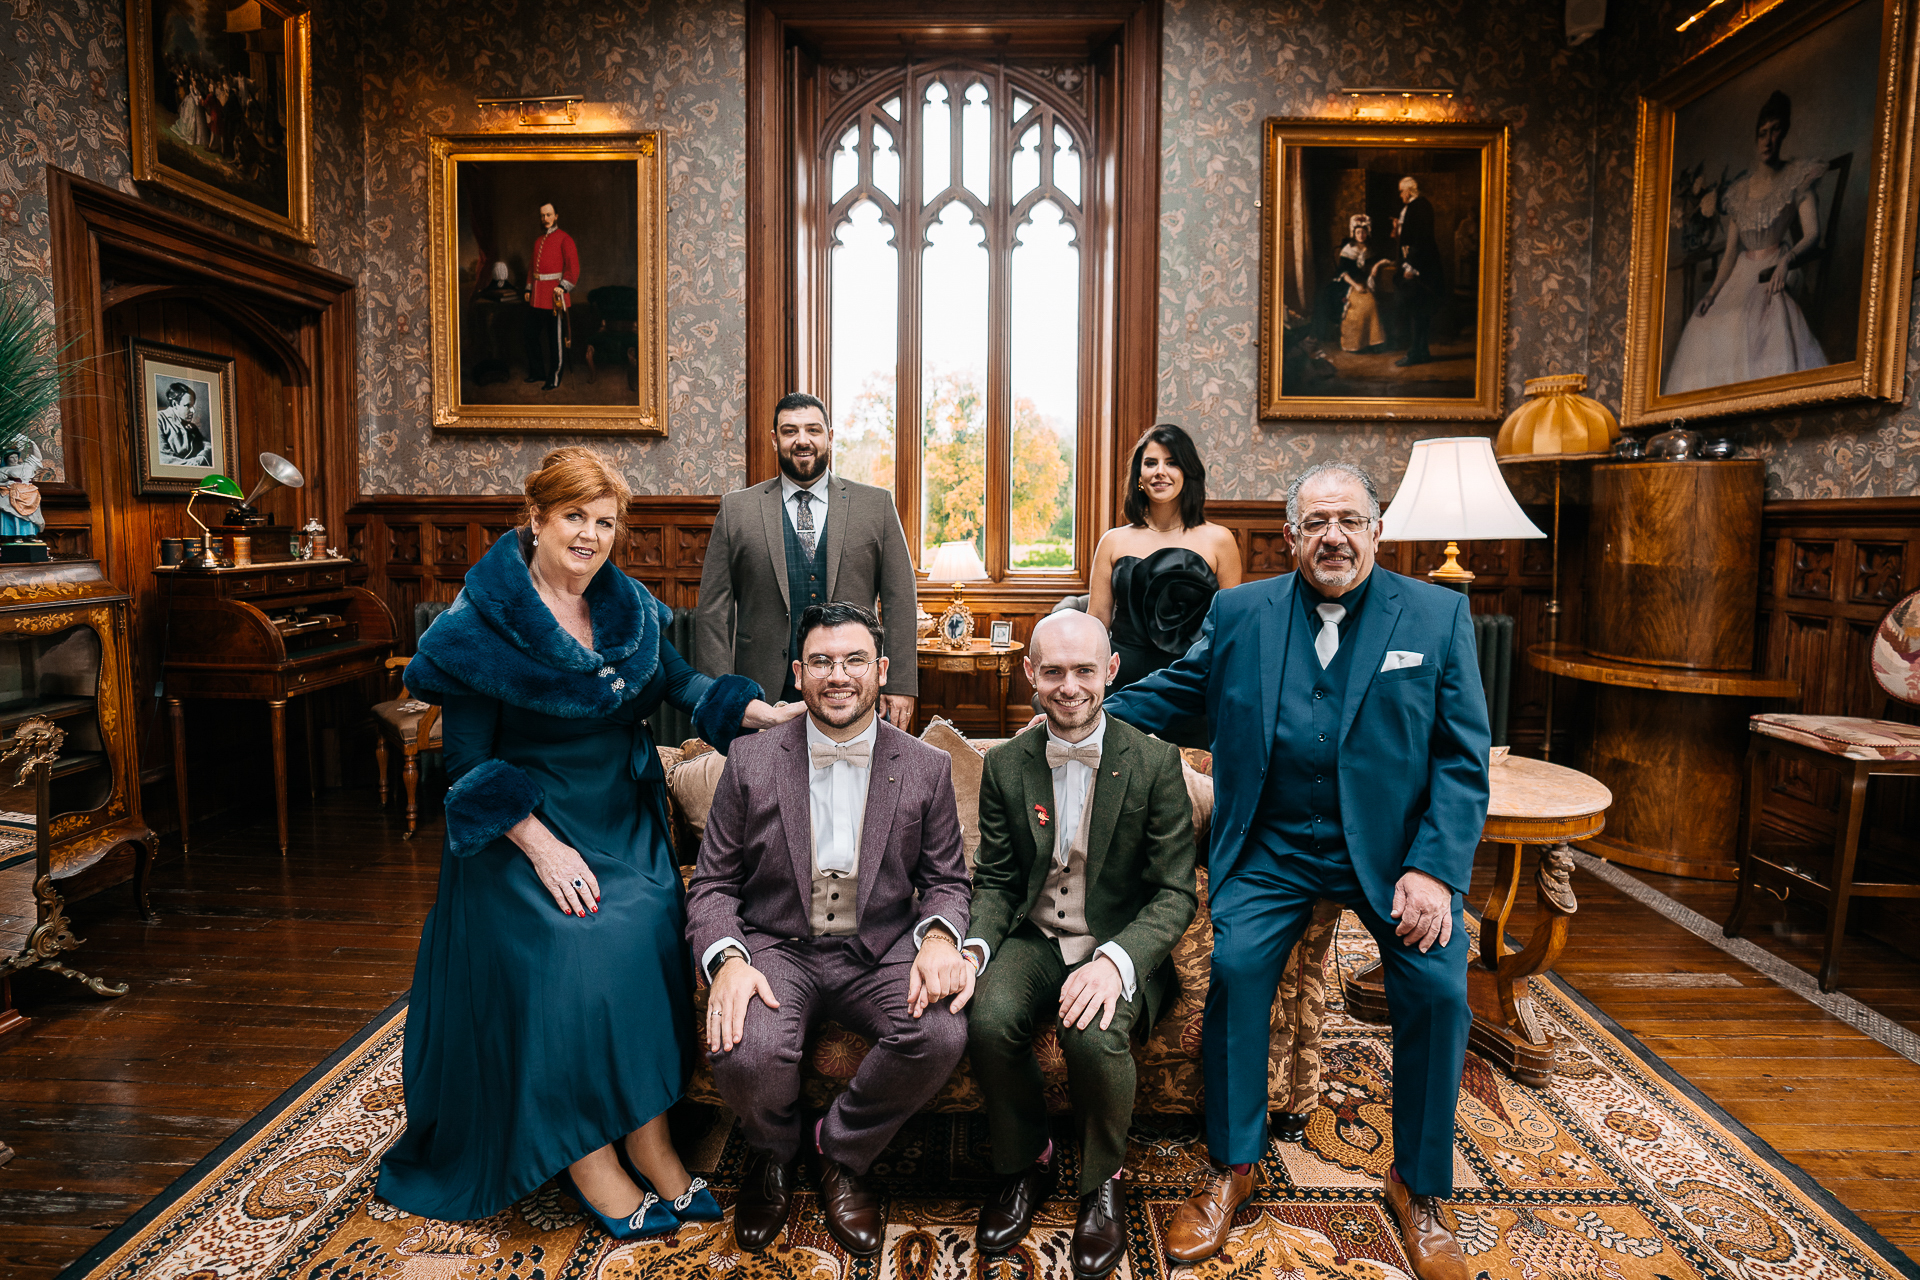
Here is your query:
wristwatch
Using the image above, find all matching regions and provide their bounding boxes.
[714,946,749,976]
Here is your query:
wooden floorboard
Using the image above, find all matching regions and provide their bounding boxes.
[2,796,1918,1275]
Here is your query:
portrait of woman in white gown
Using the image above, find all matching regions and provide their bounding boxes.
[1663,91,1829,394]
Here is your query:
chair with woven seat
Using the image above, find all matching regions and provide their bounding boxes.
[371,602,451,838]
[1726,586,1920,991]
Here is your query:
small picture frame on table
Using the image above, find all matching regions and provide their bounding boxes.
[989,620,1013,649]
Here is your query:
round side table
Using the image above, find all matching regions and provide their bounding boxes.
[916,638,1025,736]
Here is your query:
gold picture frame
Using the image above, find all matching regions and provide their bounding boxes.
[1621,0,1920,426]
[126,339,238,497]
[427,133,668,436]
[126,0,314,244]
[1258,119,1510,421]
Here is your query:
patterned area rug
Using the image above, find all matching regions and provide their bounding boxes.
[60,915,1920,1280]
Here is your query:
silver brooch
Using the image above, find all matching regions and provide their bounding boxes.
[611,678,626,692]
[597,665,615,677]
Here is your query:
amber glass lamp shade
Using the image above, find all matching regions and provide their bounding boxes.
[1494,374,1620,460]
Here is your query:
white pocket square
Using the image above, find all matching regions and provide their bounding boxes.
[1381,651,1425,672]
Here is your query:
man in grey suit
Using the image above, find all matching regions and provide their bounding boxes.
[694,391,920,728]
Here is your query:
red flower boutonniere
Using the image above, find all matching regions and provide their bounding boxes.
[1034,804,1050,826]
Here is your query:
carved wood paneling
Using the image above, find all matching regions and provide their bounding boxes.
[1852,541,1905,605]
[349,496,722,651]
[1787,539,1834,599]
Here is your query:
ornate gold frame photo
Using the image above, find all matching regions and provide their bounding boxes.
[1621,0,1920,426]
[1258,119,1511,422]
[427,133,668,436]
[126,0,314,244]
[126,339,238,497]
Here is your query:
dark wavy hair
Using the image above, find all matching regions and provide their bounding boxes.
[773,390,830,432]
[1122,423,1208,530]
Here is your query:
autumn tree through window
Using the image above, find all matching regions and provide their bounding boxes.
[821,62,1090,576]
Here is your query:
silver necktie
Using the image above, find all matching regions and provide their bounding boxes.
[1315,602,1347,668]
[794,489,817,557]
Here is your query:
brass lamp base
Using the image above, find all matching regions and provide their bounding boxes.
[1428,540,1474,592]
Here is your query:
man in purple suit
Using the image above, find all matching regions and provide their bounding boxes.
[686,601,975,1258]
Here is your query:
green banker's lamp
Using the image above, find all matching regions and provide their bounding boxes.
[181,473,244,570]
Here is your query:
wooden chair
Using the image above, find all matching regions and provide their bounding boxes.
[1727,587,1920,991]
[371,603,451,839]
[372,659,442,839]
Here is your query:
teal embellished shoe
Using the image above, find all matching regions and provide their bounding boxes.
[616,1143,724,1223]
[556,1166,678,1239]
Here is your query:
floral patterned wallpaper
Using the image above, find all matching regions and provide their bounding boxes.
[3,0,1913,500]
[352,0,746,496]
[0,0,360,482]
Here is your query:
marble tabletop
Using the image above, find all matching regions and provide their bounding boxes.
[1488,753,1612,821]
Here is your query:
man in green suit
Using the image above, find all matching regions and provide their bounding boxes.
[961,609,1198,1280]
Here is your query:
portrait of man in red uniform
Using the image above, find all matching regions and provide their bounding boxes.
[524,201,580,391]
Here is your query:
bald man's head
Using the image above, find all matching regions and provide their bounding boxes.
[1025,610,1118,741]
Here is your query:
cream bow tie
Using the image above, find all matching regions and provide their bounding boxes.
[810,740,872,770]
[1045,740,1102,769]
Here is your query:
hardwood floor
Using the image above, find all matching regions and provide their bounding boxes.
[2,794,1917,1275]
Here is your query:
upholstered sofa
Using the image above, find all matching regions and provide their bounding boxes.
[657,720,1334,1115]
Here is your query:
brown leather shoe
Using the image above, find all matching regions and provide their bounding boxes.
[1164,1162,1260,1264]
[1072,1178,1127,1279]
[733,1148,793,1254]
[1383,1171,1470,1280]
[977,1159,1057,1255]
[817,1157,884,1257]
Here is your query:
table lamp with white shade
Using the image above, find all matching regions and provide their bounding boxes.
[926,540,988,649]
[1380,436,1546,590]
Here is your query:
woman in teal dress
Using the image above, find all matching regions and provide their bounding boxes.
[376,447,800,1233]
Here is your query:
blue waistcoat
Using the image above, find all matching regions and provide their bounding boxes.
[781,501,830,694]
[1254,578,1367,856]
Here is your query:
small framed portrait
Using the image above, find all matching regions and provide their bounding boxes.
[1621,0,1920,424]
[989,620,1013,649]
[428,133,668,435]
[1259,119,1511,420]
[128,339,236,496]
[126,0,314,243]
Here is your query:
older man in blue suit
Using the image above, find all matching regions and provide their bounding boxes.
[1105,461,1488,1280]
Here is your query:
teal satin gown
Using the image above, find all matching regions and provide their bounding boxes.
[375,646,706,1221]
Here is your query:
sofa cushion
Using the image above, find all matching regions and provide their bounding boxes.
[916,717,986,871]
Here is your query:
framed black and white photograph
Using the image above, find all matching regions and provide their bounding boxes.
[128,339,236,495]
[989,620,1013,649]
[1622,0,1920,424]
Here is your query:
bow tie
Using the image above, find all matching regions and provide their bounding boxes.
[810,740,872,770]
[1045,740,1102,769]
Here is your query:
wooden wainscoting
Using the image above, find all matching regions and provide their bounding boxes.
[1754,498,1920,911]
[348,495,1570,748]
[347,496,721,647]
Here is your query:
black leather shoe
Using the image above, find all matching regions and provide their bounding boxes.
[817,1157,884,1257]
[732,1148,793,1253]
[977,1159,1057,1255]
[1271,1108,1312,1143]
[1072,1178,1127,1279]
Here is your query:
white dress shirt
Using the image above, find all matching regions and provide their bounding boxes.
[806,713,874,875]
[700,712,962,979]
[964,715,1138,999]
[780,470,831,542]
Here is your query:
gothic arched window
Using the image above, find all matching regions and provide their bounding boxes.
[819,61,1093,578]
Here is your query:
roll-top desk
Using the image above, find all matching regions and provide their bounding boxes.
[155,559,395,854]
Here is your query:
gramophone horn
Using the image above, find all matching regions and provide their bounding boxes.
[241,452,307,508]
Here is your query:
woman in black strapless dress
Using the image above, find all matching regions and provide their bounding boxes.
[1087,424,1242,748]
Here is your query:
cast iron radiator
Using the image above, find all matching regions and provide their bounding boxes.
[1472,613,1514,748]
[650,606,698,748]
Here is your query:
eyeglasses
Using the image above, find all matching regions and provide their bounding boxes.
[1293,515,1376,537]
[803,655,873,678]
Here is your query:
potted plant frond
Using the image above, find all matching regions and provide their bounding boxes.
[0,284,72,563]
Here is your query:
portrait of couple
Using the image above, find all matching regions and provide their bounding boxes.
[369,426,1492,1280]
